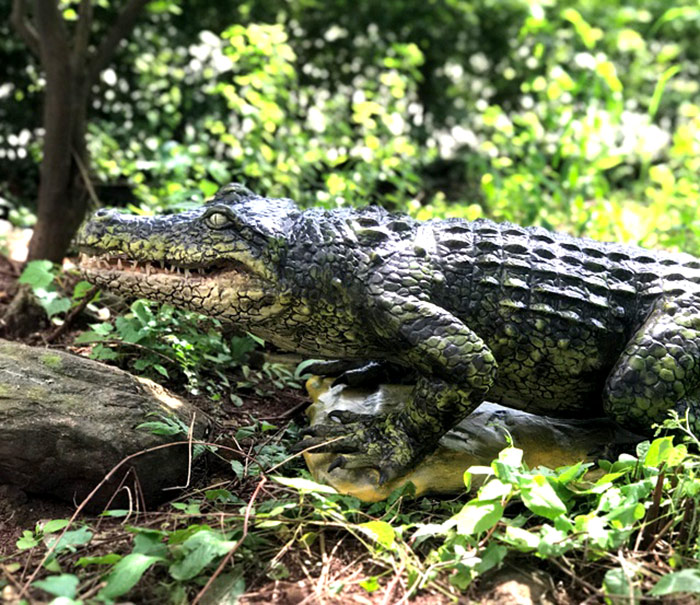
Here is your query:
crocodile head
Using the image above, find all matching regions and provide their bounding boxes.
[76,183,300,326]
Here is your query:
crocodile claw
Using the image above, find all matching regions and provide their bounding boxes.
[328,409,373,423]
[327,455,347,472]
[294,412,422,484]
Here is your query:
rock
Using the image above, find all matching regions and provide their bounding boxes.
[0,339,211,509]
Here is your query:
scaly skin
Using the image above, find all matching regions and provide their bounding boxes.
[76,183,700,483]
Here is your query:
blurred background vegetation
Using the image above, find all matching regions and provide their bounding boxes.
[1,0,699,256]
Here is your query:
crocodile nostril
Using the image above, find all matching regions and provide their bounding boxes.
[95,208,112,219]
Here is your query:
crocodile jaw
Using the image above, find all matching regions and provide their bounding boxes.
[79,253,284,323]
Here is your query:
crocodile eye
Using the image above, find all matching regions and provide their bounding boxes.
[205,211,232,229]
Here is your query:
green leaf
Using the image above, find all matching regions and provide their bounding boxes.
[44,557,62,573]
[115,316,147,343]
[76,553,123,567]
[45,526,93,553]
[498,446,523,467]
[649,569,700,596]
[199,179,219,197]
[649,66,681,119]
[520,476,568,520]
[454,500,504,536]
[561,7,602,49]
[359,521,395,548]
[603,567,640,603]
[73,330,107,344]
[100,509,131,517]
[556,461,588,484]
[478,479,512,501]
[294,358,323,379]
[132,531,169,558]
[33,574,79,598]
[98,553,164,600]
[652,7,700,33]
[43,295,72,317]
[136,421,181,436]
[153,363,169,377]
[169,530,237,581]
[206,489,236,502]
[537,525,571,557]
[230,460,245,479]
[503,526,539,551]
[360,576,380,592]
[16,530,39,550]
[475,542,508,574]
[199,571,245,605]
[644,436,674,468]
[41,519,71,534]
[91,344,120,360]
[131,299,154,326]
[463,469,472,491]
[72,280,95,301]
[19,260,55,289]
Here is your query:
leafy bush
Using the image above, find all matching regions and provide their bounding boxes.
[18,260,95,319]
[75,299,268,401]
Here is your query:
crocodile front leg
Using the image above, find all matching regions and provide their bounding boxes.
[295,295,498,483]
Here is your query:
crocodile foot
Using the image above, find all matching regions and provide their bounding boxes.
[294,409,427,484]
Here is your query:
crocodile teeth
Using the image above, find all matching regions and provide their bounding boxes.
[184,268,191,278]
[117,258,123,270]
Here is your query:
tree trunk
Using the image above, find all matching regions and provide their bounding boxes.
[24,0,88,262]
[27,84,90,262]
[12,0,151,263]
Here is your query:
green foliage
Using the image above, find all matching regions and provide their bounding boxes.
[5,425,700,601]
[650,569,700,596]
[3,0,700,257]
[74,299,280,400]
[413,429,700,595]
[18,261,95,319]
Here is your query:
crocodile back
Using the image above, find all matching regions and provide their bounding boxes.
[433,219,700,338]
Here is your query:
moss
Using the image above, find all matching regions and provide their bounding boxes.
[40,353,63,370]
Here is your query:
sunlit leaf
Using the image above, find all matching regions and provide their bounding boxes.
[359,521,395,548]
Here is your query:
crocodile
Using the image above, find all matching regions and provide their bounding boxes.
[76,183,700,483]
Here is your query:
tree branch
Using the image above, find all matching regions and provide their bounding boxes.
[87,0,151,85]
[10,0,40,58]
[72,0,94,69]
